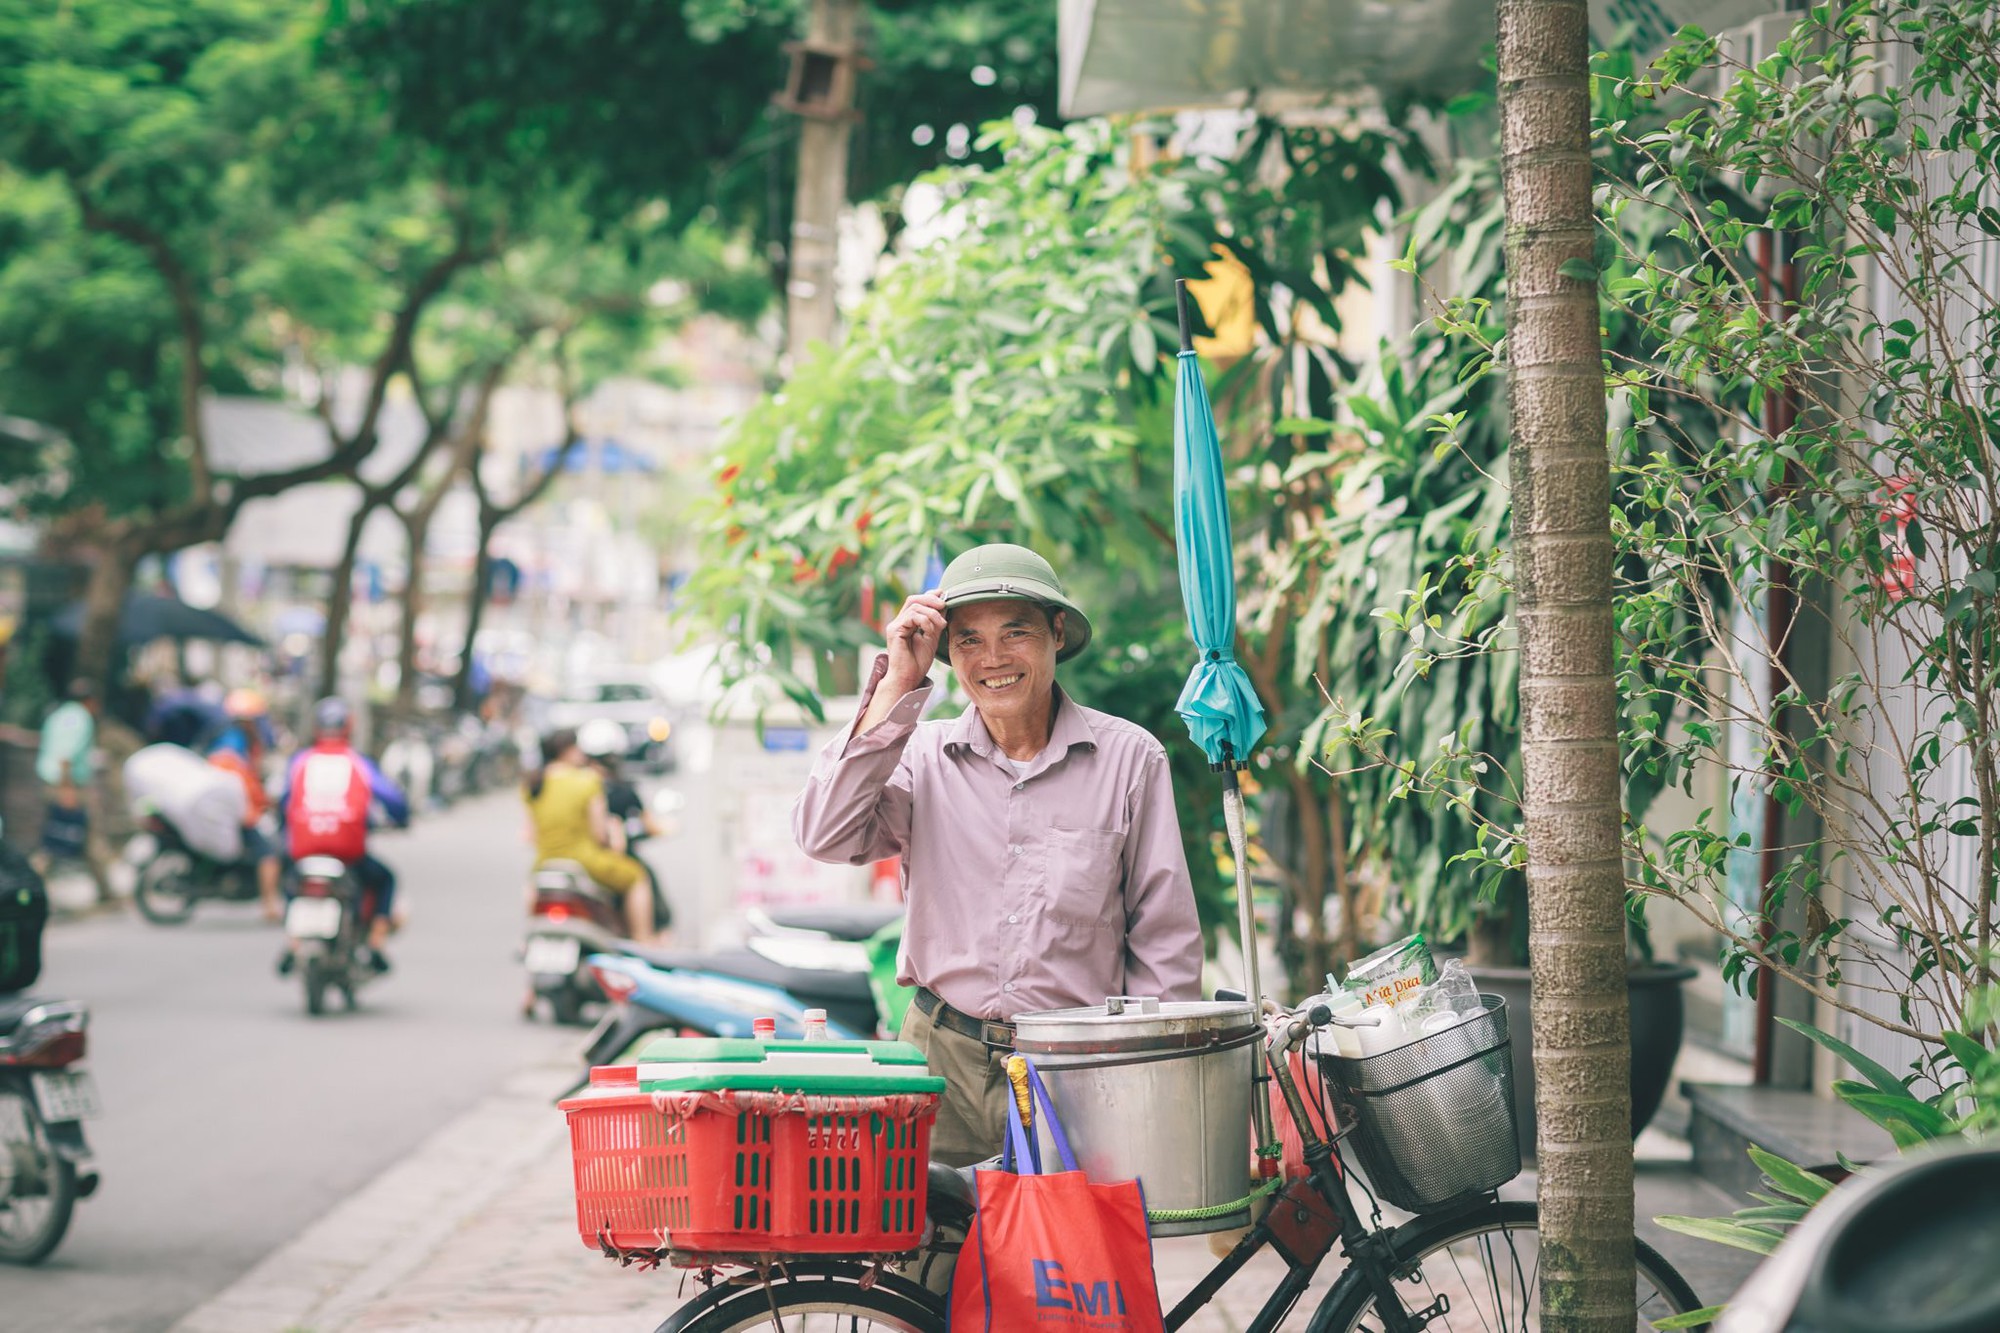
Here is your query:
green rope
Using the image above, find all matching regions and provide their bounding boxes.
[1144,1174,1285,1224]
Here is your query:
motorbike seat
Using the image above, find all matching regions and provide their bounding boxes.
[616,944,876,1004]
[532,860,613,897]
[0,993,50,1035]
[755,903,903,942]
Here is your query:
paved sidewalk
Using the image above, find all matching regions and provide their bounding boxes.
[173,1052,1761,1333]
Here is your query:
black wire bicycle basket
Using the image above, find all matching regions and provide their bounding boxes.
[1318,994,1522,1213]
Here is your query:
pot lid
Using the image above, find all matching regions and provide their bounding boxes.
[1013,996,1259,1052]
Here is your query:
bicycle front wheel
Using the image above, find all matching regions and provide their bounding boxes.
[658,1262,946,1333]
[1314,1200,1706,1332]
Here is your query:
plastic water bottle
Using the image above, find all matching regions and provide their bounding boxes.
[1325,991,1368,1059]
[753,1016,777,1041]
[802,1008,829,1041]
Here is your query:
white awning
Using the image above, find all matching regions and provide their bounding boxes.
[1058,0,1787,118]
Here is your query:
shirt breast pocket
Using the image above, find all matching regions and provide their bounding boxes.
[1047,825,1124,927]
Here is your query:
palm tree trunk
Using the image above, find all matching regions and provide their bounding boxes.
[1497,1,1635,1327]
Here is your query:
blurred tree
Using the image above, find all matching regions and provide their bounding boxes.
[377,211,717,715]
[318,0,1058,290]
[0,0,484,693]
[446,224,747,713]
[1,1,772,708]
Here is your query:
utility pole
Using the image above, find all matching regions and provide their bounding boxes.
[777,0,864,360]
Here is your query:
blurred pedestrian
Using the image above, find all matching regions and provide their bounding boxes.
[208,688,284,923]
[32,678,113,903]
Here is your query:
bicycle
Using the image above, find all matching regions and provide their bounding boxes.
[654,999,1705,1332]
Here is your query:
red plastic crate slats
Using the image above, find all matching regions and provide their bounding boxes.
[559,1087,936,1258]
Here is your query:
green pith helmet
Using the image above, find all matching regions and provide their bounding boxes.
[935,544,1092,664]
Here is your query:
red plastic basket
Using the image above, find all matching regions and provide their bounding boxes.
[560,1083,939,1259]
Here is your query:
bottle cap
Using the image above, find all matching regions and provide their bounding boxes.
[753,1017,777,1039]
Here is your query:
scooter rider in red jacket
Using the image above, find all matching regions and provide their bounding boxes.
[277,698,410,974]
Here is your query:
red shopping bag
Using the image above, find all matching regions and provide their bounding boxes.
[949,1060,1165,1333]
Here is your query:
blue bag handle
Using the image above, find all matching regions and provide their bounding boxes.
[1000,1057,1080,1176]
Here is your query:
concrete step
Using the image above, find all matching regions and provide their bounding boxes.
[1684,1081,1894,1198]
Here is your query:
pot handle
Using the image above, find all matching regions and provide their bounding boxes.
[1103,995,1161,1016]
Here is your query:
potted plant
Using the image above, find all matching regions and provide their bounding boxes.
[1295,210,1696,1148]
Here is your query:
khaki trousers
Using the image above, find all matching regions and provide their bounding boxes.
[899,1001,1012,1167]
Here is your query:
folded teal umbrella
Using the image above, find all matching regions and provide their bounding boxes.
[1171,279,1273,1156]
[1172,297,1268,769]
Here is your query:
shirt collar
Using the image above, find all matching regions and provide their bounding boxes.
[945,685,1098,771]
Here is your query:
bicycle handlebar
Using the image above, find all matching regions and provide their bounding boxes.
[1269,1003,1332,1059]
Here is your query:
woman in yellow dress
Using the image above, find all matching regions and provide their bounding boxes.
[524,728,654,939]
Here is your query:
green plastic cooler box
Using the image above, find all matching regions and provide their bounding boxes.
[630,1035,945,1096]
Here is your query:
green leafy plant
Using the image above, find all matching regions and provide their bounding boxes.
[1295,97,1717,966]
[1598,0,2000,1055]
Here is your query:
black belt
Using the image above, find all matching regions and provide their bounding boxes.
[914,987,1016,1049]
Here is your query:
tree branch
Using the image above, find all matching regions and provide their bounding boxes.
[222,223,486,518]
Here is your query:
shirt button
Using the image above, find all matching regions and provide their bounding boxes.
[1013,782,1025,792]
[1008,914,1019,924]
[1009,844,1022,856]
[1004,982,1016,993]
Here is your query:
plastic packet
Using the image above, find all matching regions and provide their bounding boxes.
[1434,958,1482,1014]
[1341,933,1438,1010]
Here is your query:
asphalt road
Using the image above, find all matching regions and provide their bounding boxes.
[0,789,588,1333]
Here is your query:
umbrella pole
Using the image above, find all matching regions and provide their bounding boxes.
[1221,760,1277,1166]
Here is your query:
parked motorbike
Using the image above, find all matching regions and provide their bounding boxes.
[0,995,101,1264]
[573,903,901,1076]
[126,811,266,925]
[1718,1142,2000,1332]
[464,714,518,792]
[283,856,381,1017]
[376,727,436,816]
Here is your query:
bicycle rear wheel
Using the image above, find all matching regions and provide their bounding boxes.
[1314,1200,1706,1332]
[658,1263,945,1332]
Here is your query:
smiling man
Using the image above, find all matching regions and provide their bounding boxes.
[794,543,1202,1164]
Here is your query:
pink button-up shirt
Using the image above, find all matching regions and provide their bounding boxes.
[794,655,1202,1021]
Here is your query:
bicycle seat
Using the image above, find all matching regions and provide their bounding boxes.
[926,1160,982,1227]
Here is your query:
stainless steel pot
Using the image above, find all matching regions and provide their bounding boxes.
[1013,996,1260,1235]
